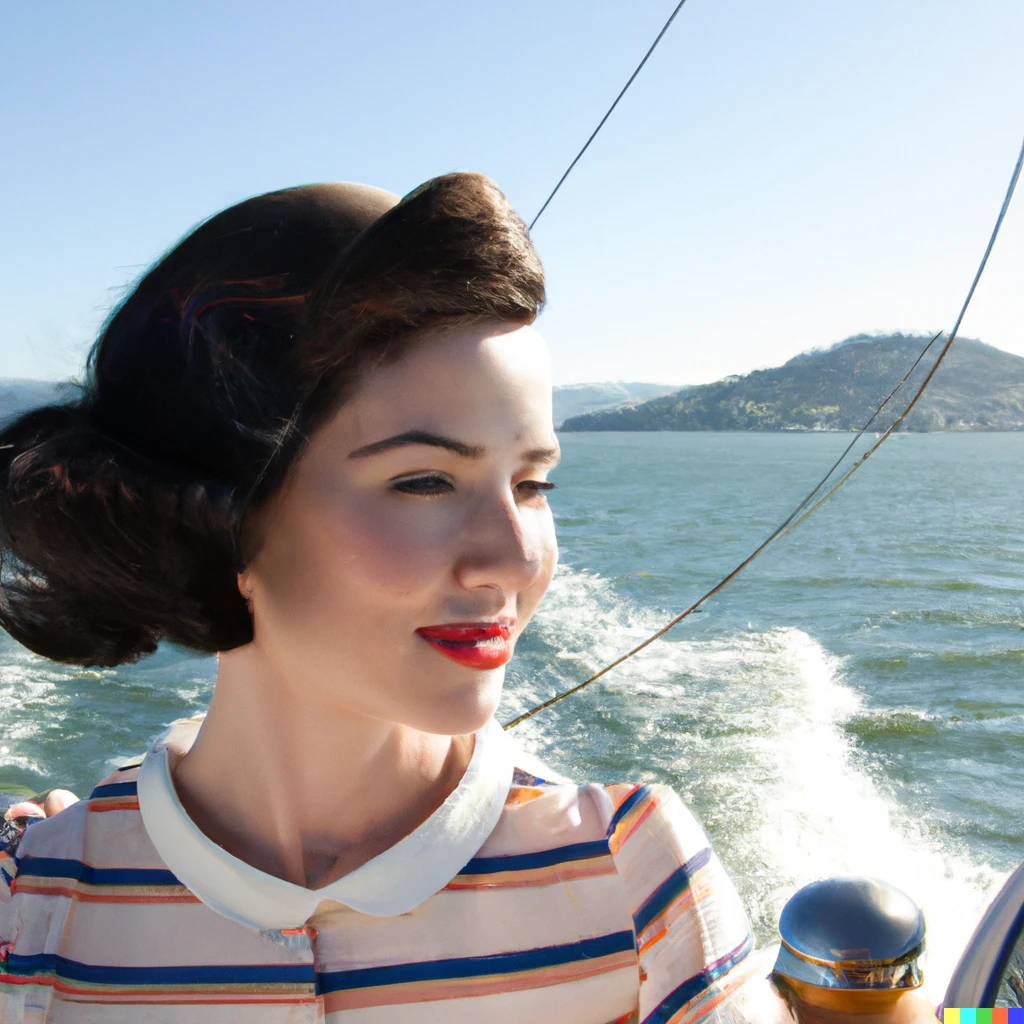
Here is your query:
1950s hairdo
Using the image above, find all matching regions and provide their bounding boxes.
[0,172,545,667]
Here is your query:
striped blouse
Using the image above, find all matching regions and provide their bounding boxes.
[0,716,756,1023]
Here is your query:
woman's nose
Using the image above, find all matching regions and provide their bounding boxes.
[454,492,550,595]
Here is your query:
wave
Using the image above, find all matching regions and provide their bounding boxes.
[859,650,1024,679]
[504,564,1007,1000]
[845,709,943,740]
[0,658,69,784]
[0,634,215,793]
[769,575,998,593]
[936,648,1024,666]
[886,608,1024,628]
[846,705,1024,742]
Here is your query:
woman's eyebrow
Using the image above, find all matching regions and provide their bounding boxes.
[347,431,561,465]
[526,446,561,466]
[347,431,484,459]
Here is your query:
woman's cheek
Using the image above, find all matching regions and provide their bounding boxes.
[532,503,559,572]
[518,508,559,620]
[322,498,459,598]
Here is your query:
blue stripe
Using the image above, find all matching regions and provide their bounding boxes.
[460,839,609,875]
[632,846,713,934]
[3,952,316,987]
[15,856,181,888]
[641,931,754,1024]
[88,781,138,800]
[318,930,637,993]
[607,785,649,836]
[0,865,12,888]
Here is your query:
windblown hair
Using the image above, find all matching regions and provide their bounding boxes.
[0,173,545,666]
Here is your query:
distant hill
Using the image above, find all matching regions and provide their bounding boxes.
[553,382,684,427]
[560,334,1024,432]
[0,379,69,427]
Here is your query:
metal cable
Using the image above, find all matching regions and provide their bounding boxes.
[506,133,1024,731]
[529,0,689,231]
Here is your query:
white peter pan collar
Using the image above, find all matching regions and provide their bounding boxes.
[137,716,515,932]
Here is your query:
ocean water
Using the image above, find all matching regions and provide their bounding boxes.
[3,431,1023,998]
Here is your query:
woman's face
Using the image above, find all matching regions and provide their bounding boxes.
[242,321,559,735]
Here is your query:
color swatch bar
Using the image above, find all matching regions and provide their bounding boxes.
[944,1010,1022,1024]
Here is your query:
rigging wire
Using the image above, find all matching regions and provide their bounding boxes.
[506,132,1024,731]
[528,0,689,231]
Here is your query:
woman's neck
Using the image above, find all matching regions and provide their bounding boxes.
[172,642,474,890]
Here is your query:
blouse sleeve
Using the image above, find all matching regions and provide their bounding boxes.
[606,783,755,1024]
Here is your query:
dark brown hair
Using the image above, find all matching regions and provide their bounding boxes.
[0,172,545,667]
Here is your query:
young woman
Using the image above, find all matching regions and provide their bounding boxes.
[0,173,769,1023]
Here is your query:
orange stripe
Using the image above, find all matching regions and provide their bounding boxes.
[505,787,548,805]
[637,887,701,955]
[0,976,315,1004]
[610,783,641,802]
[322,950,638,1013]
[638,925,668,958]
[610,800,657,854]
[88,800,141,813]
[12,883,199,904]
[674,985,732,1024]
[447,859,616,891]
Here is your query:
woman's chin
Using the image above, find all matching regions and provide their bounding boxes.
[410,668,505,737]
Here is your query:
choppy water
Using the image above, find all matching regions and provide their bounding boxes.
[3,431,1023,998]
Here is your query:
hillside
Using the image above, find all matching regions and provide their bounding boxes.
[560,334,1024,432]
[552,382,683,427]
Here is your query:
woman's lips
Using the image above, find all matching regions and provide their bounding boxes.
[416,622,514,669]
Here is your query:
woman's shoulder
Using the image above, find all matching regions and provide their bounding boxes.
[491,734,707,846]
[479,761,754,1018]
[484,746,721,880]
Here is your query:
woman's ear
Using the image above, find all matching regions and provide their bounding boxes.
[236,569,254,603]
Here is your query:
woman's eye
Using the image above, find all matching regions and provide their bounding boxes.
[516,480,556,499]
[391,474,454,496]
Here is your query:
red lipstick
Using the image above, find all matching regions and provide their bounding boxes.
[416,622,514,670]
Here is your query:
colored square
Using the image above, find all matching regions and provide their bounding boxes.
[944,1010,960,1024]
[993,1010,1008,1024]
[1007,1009,1024,1023]
[961,1010,976,1024]
[978,1010,993,1024]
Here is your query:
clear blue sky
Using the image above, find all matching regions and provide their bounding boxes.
[3,0,1022,386]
